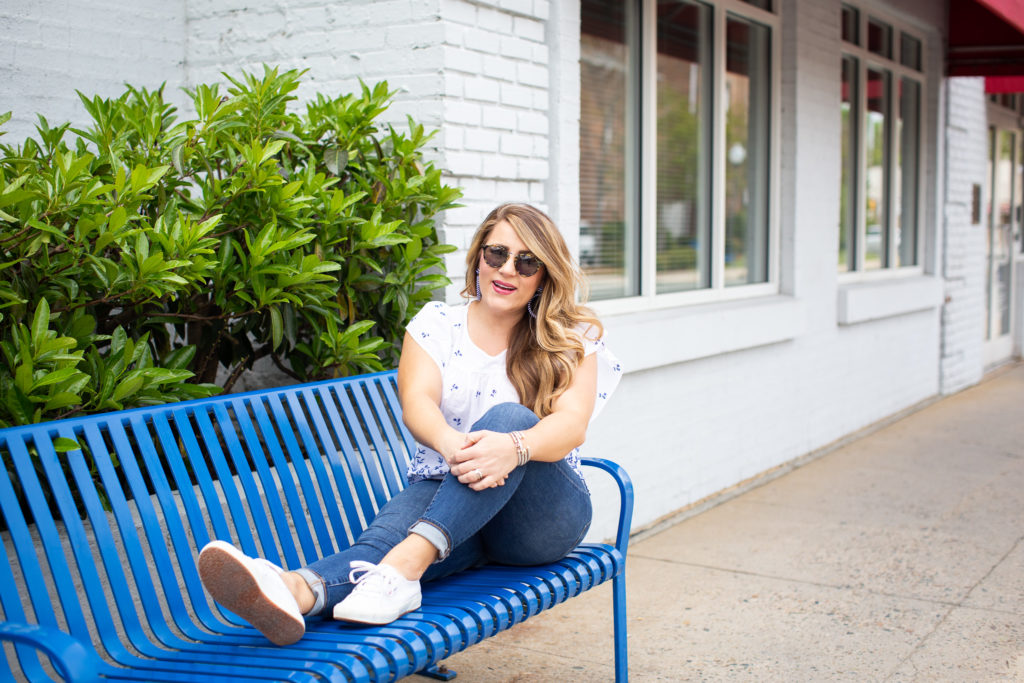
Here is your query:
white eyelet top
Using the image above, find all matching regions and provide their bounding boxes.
[404,301,623,486]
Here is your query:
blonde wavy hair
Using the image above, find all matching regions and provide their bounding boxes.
[461,203,603,417]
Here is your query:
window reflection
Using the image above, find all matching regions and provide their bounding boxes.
[656,0,712,293]
[896,77,919,267]
[724,16,770,286]
[839,56,858,272]
[864,67,889,270]
[868,18,892,58]
[580,0,639,300]
[990,129,1014,337]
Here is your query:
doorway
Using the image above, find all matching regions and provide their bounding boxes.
[983,120,1021,367]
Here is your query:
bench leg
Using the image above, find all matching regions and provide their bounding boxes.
[420,663,458,680]
[613,571,629,682]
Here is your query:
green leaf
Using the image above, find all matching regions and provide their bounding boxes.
[111,374,144,403]
[14,363,33,394]
[261,139,286,164]
[53,437,82,452]
[405,237,423,261]
[270,307,283,350]
[109,206,128,232]
[171,144,186,174]
[30,366,80,391]
[31,298,50,349]
[162,345,196,370]
[324,147,349,175]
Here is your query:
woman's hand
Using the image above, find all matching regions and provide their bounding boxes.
[436,430,471,467]
[449,430,517,491]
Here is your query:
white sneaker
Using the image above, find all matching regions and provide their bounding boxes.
[198,540,305,646]
[331,561,422,625]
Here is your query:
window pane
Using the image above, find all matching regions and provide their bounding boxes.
[738,0,772,10]
[900,32,921,70]
[839,56,858,273]
[841,5,859,44]
[724,16,771,286]
[864,67,890,270]
[1020,135,1024,254]
[656,0,712,293]
[895,77,920,267]
[990,130,1014,336]
[580,0,639,300]
[867,18,892,58]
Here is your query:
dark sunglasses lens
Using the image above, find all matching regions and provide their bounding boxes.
[515,256,541,277]
[483,245,509,269]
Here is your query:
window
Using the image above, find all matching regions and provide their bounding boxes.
[580,0,639,299]
[839,5,923,273]
[580,0,777,304]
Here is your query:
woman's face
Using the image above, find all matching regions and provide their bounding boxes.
[477,219,544,316]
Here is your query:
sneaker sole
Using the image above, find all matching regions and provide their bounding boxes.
[198,541,305,646]
[333,595,422,625]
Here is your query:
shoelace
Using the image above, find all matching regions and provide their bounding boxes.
[348,560,399,596]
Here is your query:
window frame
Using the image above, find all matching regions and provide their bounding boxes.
[587,0,782,316]
[838,5,927,283]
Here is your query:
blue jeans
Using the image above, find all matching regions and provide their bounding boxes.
[295,403,592,616]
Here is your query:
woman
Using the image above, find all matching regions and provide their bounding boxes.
[198,203,621,645]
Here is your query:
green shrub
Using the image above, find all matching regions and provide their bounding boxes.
[0,66,460,428]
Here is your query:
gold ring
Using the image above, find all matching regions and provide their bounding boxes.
[473,468,484,481]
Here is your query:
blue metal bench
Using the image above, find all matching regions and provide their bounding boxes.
[0,369,632,681]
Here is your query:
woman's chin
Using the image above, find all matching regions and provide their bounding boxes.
[480,293,527,315]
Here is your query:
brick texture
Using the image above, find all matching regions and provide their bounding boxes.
[0,0,187,142]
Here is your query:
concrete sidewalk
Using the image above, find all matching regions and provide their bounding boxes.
[424,363,1024,681]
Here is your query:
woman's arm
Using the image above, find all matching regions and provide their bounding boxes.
[396,331,468,464]
[451,352,598,491]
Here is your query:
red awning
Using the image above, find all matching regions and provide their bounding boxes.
[985,75,1024,91]
[948,0,1024,77]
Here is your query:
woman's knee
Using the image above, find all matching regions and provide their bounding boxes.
[472,402,539,432]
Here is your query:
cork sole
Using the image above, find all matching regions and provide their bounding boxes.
[198,543,305,646]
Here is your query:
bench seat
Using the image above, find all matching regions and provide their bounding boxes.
[0,370,632,682]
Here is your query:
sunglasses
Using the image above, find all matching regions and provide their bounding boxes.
[481,244,544,277]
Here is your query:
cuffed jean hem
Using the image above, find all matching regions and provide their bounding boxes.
[410,519,451,559]
[293,567,326,616]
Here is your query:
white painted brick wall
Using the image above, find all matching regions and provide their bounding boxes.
[437,0,556,290]
[185,0,445,132]
[0,0,187,142]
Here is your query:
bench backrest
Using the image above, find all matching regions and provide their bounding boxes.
[0,370,413,655]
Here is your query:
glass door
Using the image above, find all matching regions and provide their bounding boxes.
[983,125,1018,366]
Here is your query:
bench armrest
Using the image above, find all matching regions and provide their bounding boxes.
[580,457,634,557]
[0,621,102,683]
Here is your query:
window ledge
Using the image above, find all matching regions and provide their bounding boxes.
[837,275,944,325]
[601,295,805,373]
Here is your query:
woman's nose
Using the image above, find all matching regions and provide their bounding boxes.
[498,255,517,277]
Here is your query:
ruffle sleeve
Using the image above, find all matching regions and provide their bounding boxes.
[581,326,623,424]
[404,301,452,370]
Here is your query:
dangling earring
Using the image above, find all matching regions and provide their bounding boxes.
[475,269,481,300]
[527,286,543,319]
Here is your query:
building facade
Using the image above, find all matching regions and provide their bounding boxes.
[3,0,1022,539]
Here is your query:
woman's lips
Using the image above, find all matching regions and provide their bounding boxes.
[491,280,516,294]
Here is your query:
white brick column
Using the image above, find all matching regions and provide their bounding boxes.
[940,78,988,394]
[437,0,557,299]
